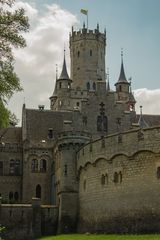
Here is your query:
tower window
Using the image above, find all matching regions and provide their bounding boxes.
[93,82,96,91]
[78,51,80,57]
[59,82,62,89]
[101,174,105,185]
[40,159,47,172]
[0,161,3,176]
[31,159,38,172]
[90,49,92,56]
[48,129,53,139]
[76,102,80,107]
[87,82,90,91]
[114,172,119,183]
[119,85,122,92]
[64,164,67,176]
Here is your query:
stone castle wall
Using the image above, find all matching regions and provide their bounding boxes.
[0,198,58,240]
[77,126,160,233]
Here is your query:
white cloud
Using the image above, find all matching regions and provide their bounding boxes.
[8,2,78,122]
[134,88,160,115]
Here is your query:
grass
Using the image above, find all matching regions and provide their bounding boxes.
[38,234,160,240]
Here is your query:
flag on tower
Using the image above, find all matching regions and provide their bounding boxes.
[80,9,88,15]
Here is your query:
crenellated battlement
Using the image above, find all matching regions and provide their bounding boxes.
[70,27,106,44]
[77,126,160,170]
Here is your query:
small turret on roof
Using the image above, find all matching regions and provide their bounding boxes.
[138,106,149,128]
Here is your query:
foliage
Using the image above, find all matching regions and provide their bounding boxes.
[38,234,160,240]
[0,225,6,240]
[0,0,29,128]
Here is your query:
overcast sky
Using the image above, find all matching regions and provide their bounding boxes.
[8,0,160,124]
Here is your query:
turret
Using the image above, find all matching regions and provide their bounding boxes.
[50,50,72,110]
[138,106,149,128]
[69,24,106,91]
[115,50,130,102]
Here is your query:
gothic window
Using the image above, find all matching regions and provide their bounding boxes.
[87,82,90,91]
[48,129,53,139]
[9,159,15,175]
[36,184,41,198]
[93,82,96,91]
[114,172,119,183]
[31,159,38,172]
[0,161,3,175]
[40,159,47,172]
[14,192,19,202]
[9,191,13,201]
[101,174,105,185]
[90,49,92,56]
[64,164,67,176]
[77,51,80,57]
[97,115,108,132]
[83,116,87,126]
[157,167,160,179]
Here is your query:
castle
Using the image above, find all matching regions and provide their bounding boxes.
[1,24,160,239]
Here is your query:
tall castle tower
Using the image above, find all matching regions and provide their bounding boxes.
[70,24,106,90]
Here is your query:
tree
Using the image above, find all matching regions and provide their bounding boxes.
[0,0,29,128]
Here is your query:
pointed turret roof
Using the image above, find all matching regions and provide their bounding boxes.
[115,49,129,85]
[59,50,70,80]
[138,106,149,128]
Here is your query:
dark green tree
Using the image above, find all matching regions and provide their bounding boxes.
[0,0,29,128]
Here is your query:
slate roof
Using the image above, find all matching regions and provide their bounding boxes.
[0,127,22,143]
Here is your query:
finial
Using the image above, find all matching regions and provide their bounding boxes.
[106,68,110,91]
[97,22,99,31]
[104,27,106,36]
[83,21,85,28]
[121,48,123,63]
[72,26,74,33]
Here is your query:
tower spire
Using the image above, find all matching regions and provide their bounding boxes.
[59,49,69,80]
[118,48,127,83]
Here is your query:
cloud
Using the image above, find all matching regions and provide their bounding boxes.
[134,88,160,115]
[8,2,78,122]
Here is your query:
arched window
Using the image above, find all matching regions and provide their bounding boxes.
[157,167,160,179]
[114,172,118,183]
[101,174,105,185]
[90,49,92,56]
[9,191,13,201]
[14,192,19,202]
[36,184,41,198]
[103,116,108,132]
[77,51,80,57]
[97,116,102,131]
[93,82,96,91]
[119,85,122,92]
[10,159,15,175]
[64,164,67,176]
[40,159,46,172]
[0,161,3,175]
[59,82,62,89]
[87,82,90,91]
[31,159,38,172]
